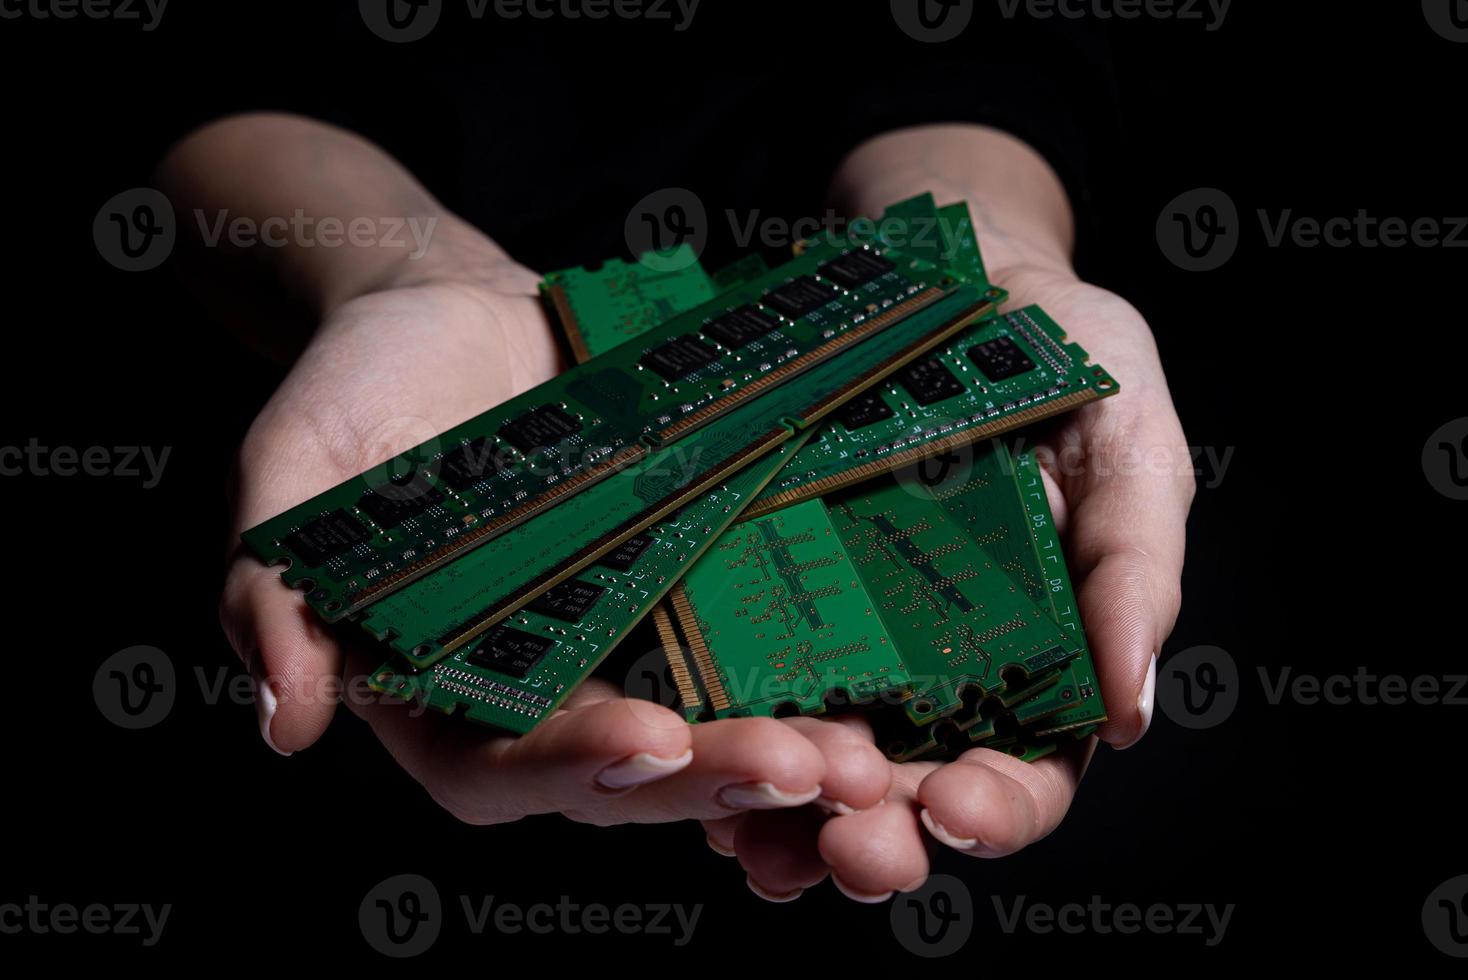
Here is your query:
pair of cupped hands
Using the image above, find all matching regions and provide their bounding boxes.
[221,243,1191,904]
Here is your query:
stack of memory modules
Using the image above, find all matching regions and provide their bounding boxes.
[242,193,1118,764]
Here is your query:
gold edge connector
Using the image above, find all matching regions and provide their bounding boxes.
[652,604,703,714]
[670,584,729,711]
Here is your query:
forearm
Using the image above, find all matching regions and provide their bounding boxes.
[154,113,514,358]
[828,124,1077,284]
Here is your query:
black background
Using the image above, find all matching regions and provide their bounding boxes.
[3,0,1463,967]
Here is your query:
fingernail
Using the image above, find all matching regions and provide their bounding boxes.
[899,875,929,893]
[831,875,893,904]
[920,808,978,851]
[1116,652,1158,751]
[815,796,857,816]
[747,876,804,903]
[251,655,291,757]
[595,749,693,790]
[706,835,736,858]
[717,781,822,810]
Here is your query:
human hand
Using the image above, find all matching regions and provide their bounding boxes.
[708,262,1194,901]
[220,262,892,826]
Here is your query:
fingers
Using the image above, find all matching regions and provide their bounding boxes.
[734,807,831,902]
[818,762,939,902]
[778,715,891,814]
[915,741,1093,857]
[219,554,345,755]
[1064,407,1193,749]
[350,676,695,824]
[576,716,826,825]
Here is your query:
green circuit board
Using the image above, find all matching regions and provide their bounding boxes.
[666,498,912,717]
[872,446,1105,762]
[357,285,994,667]
[367,432,812,734]
[540,198,1117,522]
[542,244,719,361]
[245,229,996,624]
[661,446,1083,723]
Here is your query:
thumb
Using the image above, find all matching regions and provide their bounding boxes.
[220,551,344,755]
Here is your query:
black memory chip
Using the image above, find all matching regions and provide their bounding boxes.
[527,579,609,622]
[357,473,445,528]
[466,624,557,678]
[818,249,895,289]
[640,334,720,381]
[284,508,369,566]
[702,305,780,348]
[498,403,583,454]
[438,437,511,491]
[598,533,655,573]
[835,391,896,431]
[967,336,1036,381]
[762,276,837,320]
[897,357,966,406]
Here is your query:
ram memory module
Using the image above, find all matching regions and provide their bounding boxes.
[244,231,994,622]
[870,446,1105,762]
[357,285,995,666]
[657,457,1083,724]
[366,431,814,734]
[541,198,1117,519]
